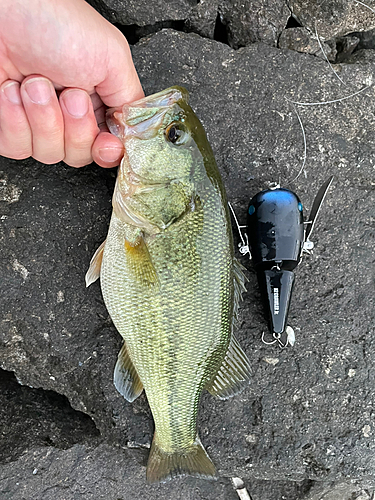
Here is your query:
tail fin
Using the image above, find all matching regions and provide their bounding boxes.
[146,435,216,483]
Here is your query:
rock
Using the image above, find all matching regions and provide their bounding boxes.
[279,28,361,63]
[287,0,375,39]
[0,163,152,447]
[1,27,375,497]
[350,27,375,50]
[0,444,239,500]
[335,35,361,62]
[87,0,196,26]
[186,0,219,40]
[279,27,338,60]
[218,0,290,48]
[304,480,375,500]
[0,369,99,464]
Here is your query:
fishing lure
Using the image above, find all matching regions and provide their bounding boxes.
[230,176,333,348]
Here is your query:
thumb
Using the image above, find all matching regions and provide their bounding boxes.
[95,29,144,107]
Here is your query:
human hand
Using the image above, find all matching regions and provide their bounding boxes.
[0,0,144,168]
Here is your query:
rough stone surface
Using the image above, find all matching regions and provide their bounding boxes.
[0,369,99,464]
[1,19,375,500]
[304,480,375,500]
[186,0,219,40]
[278,27,338,60]
[0,444,239,500]
[218,0,291,48]
[0,163,154,448]
[288,0,375,39]
[351,27,375,50]
[87,0,196,26]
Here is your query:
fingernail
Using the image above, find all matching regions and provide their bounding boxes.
[2,82,21,105]
[62,89,89,118]
[24,77,53,104]
[98,147,123,163]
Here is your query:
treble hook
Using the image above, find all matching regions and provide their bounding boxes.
[261,326,295,348]
[261,331,285,347]
[228,202,251,257]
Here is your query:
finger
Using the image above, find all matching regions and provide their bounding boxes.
[0,80,32,159]
[20,75,65,164]
[90,92,107,131]
[95,31,144,107]
[92,131,123,169]
[59,88,99,168]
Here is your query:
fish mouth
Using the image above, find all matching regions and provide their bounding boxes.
[106,86,189,140]
[126,86,189,109]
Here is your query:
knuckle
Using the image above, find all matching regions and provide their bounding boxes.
[0,142,32,160]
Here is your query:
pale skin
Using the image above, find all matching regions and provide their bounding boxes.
[0,0,144,168]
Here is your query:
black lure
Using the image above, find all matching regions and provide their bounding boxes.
[231,176,333,348]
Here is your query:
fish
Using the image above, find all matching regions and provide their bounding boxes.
[85,86,251,483]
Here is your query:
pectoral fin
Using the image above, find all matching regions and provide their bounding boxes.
[114,342,143,402]
[125,235,159,286]
[85,240,106,287]
[207,335,251,400]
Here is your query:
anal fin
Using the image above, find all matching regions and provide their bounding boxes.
[207,336,251,400]
[85,240,106,287]
[114,342,143,402]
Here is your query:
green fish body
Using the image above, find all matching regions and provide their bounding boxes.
[86,87,251,483]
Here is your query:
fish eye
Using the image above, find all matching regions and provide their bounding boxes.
[165,123,188,145]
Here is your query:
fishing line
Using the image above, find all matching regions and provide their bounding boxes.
[284,104,307,187]
[315,23,346,85]
[286,85,371,106]
[283,0,374,184]
[353,0,375,15]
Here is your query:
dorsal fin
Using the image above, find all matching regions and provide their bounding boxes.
[85,240,106,287]
[114,342,143,402]
[233,257,248,325]
[207,335,251,400]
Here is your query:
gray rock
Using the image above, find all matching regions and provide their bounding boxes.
[305,480,375,500]
[186,0,219,40]
[218,0,290,48]
[0,444,239,500]
[288,0,375,39]
[0,163,152,447]
[0,369,99,464]
[1,28,375,497]
[350,27,375,50]
[335,34,361,62]
[279,27,338,60]
[87,0,196,26]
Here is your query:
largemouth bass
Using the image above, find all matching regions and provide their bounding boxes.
[86,86,251,483]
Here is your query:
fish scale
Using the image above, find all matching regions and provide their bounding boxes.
[86,86,252,483]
